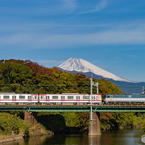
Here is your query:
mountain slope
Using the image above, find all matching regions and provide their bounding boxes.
[58,58,130,82]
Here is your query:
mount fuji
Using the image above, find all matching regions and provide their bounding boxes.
[58,58,145,93]
[58,58,130,82]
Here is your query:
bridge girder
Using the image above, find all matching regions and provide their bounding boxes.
[0,105,145,112]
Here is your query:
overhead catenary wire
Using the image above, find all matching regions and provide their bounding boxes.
[0,83,143,88]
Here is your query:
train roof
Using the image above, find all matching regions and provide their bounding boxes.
[0,92,15,95]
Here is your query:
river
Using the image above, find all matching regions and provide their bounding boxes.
[3,129,145,145]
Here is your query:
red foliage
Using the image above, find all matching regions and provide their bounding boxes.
[24,60,53,76]
[100,112,112,121]
[76,73,86,84]
[99,86,108,96]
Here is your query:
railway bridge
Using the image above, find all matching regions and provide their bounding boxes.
[1,104,145,135]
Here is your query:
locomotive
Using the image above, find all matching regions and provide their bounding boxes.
[104,94,145,104]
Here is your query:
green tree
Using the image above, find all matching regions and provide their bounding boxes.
[0,63,34,93]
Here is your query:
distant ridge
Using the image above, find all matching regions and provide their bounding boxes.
[58,58,131,82]
[58,58,145,93]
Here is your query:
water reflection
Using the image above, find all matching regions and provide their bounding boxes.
[1,129,145,145]
[1,135,50,145]
[89,135,101,145]
[24,135,50,145]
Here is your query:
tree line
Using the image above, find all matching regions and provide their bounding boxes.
[0,59,123,96]
[0,59,144,132]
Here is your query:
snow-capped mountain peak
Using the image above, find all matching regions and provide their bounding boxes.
[58,58,130,82]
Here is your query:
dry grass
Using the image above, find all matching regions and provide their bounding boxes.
[0,134,12,139]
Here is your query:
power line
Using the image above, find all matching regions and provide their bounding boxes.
[0,83,143,88]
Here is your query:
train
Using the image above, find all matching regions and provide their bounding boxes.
[1,92,145,105]
[104,94,145,104]
[0,93,102,105]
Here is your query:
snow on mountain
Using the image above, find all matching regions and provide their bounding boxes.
[58,58,131,82]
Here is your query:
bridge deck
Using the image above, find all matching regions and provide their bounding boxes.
[1,105,145,112]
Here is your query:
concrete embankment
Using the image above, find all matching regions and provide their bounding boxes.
[0,135,23,144]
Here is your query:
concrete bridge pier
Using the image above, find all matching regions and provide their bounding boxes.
[89,112,101,135]
[24,111,38,126]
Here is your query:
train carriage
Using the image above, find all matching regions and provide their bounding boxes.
[39,93,102,105]
[0,93,38,104]
[0,92,101,105]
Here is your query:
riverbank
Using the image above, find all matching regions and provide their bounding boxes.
[0,112,54,144]
[28,124,54,137]
[0,135,23,144]
[0,125,53,144]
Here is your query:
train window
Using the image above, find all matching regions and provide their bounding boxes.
[61,96,65,99]
[46,96,49,99]
[67,96,73,99]
[83,96,89,99]
[52,96,58,99]
[19,96,25,99]
[35,96,37,99]
[40,96,43,99]
[92,96,95,100]
[12,96,16,99]
[76,96,80,99]
[28,96,32,99]
[4,96,9,99]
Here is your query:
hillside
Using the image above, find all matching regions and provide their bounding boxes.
[58,58,144,94]
[0,59,123,95]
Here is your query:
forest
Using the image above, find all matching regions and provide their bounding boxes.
[0,59,145,135]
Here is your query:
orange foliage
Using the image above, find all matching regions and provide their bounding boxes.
[24,60,54,76]
[99,86,108,96]
[100,112,113,121]
[76,73,86,84]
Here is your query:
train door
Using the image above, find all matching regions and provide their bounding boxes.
[28,96,32,102]
[76,96,80,105]
[110,95,112,101]
[12,96,16,102]
[38,94,40,103]
[61,96,65,104]
[128,95,131,103]
[45,96,49,102]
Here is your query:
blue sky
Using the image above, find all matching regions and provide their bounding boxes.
[0,0,145,82]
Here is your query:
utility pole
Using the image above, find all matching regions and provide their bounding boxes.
[94,82,99,94]
[142,86,145,95]
[90,78,93,121]
[89,78,101,136]
[90,78,99,121]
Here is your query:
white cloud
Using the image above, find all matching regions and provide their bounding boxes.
[62,0,76,12]
[1,27,145,49]
[0,0,77,15]
[1,19,145,49]
[78,0,107,14]
[38,60,64,64]
[36,60,64,67]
